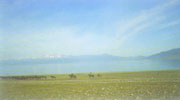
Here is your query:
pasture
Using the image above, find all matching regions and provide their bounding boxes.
[0,70,180,100]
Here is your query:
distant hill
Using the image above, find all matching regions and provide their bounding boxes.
[1,48,180,65]
[148,48,180,60]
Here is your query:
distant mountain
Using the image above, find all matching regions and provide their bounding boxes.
[1,48,180,65]
[0,54,145,65]
[148,48,180,60]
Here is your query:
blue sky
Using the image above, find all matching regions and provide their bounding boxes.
[0,0,180,60]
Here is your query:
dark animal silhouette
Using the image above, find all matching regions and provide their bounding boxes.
[0,75,47,80]
[69,74,77,79]
[88,73,94,78]
[50,76,56,79]
[97,74,102,77]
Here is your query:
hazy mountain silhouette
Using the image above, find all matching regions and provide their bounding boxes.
[1,48,180,65]
[148,48,180,60]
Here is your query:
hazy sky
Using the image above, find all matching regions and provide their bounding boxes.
[0,0,180,60]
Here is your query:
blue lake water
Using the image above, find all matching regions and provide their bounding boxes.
[0,60,180,76]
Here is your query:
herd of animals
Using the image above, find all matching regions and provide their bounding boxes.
[0,73,102,80]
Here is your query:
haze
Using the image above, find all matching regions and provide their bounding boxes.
[0,0,180,60]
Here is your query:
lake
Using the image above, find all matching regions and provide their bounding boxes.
[0,59,180,76]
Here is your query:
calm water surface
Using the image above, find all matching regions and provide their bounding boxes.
[0,60,180,75]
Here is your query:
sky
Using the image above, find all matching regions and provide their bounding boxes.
[0,0,180,60]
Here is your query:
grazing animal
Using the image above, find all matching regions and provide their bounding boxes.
[41,76,47,79]
[88,73,94,78]
[69,74,77,79]
[0,75,47,80]
[97,74,102,77]
[50,76,56,79]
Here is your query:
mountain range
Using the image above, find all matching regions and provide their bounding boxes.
[148,48,180,60]
[1,48,180,65]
